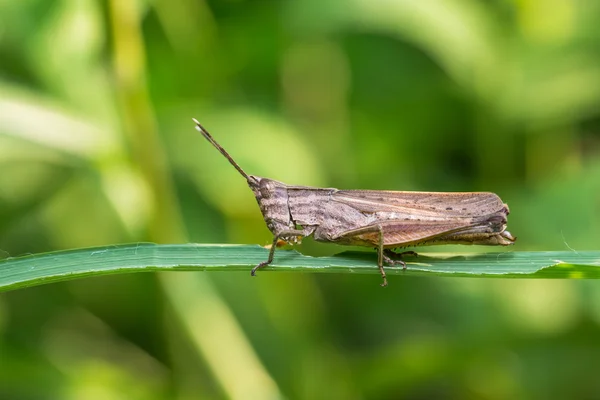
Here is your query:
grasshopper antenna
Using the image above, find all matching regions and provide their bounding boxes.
[193,118,254,182]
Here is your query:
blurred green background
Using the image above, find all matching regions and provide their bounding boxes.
[2,0,600,398]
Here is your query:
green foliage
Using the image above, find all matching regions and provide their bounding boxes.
[2,245,600,293]
[2,0,600,398]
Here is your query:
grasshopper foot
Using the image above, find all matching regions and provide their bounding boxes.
[377,263,388,287]
[382,253,406,268]
[383,249,417,270]
[380,275,388,287]
[377,250,413,286]
[251,261,270,276]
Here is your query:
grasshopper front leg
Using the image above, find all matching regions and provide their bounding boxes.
[252,229,306,276]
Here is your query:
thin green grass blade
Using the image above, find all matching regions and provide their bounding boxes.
[1,243,599,292]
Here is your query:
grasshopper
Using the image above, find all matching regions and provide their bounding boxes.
[193,119,515,286]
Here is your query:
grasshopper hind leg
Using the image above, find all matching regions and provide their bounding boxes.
[330,223,417,286]
[376,227,421,286]
[379,248,417,286]
[375,225,389,287]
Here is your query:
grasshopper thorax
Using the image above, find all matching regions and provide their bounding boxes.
[247,176,294,235]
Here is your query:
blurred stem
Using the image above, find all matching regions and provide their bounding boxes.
[107,2,281,398]
[162,273,283,400]
[108,0,185,243]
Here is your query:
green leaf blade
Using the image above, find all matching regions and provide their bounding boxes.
[1,243,600,292]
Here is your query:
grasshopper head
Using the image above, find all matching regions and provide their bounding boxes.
[247,176,294,236]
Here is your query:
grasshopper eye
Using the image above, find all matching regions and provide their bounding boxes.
[260,180,275,198]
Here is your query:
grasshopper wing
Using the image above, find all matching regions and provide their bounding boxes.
[333,190,506,219]
[330,190,511,247]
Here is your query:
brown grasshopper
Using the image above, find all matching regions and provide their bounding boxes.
[193,119,515,286]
